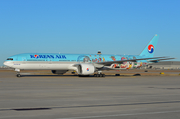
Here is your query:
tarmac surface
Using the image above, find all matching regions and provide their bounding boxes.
[0,70,180,119]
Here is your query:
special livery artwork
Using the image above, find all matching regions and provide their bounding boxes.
[78,55,146,70]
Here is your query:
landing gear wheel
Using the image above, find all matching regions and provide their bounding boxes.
[94,74,105,77]
[16,74,21,77]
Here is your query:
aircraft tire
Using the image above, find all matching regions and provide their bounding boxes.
[100,74,105,77]
[16,74,21,77]
[94,74,105,77]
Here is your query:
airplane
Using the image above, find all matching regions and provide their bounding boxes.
[3,34,174,77]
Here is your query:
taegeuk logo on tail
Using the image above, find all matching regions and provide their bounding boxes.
[148,44,154,54]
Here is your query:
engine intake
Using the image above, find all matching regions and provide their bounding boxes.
[77,63,95,75]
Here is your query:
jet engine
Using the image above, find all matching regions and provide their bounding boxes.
[51,70,68,75]
[77,63,95,75]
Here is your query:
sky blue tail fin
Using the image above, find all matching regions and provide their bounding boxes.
[139,34,159,57]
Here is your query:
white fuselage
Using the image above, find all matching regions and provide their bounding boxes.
[3,61,78,71]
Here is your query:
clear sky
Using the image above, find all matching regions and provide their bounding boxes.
[0,0,179,65]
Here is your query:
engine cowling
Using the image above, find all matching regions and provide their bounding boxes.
[77,63,95,75]
[51,70,68,75]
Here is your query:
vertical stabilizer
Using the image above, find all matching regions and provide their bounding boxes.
[139,34,159,57]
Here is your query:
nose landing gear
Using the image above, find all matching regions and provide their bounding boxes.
[16,73,21,77]
[15,69,21,77]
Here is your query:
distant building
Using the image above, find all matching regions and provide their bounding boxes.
[148,61,180,69]
[0,66,12,69]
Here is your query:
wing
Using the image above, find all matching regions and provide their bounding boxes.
[148,58,176,62]
[95,57,175,66]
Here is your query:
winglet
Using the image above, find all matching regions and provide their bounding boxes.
[139,34,159,57]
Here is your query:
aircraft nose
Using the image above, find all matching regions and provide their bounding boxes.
[3,61,7,66]
[3,61,12,67]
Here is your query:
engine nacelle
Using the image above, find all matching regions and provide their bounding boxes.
[77,63,95,75]
[51,70,68,75]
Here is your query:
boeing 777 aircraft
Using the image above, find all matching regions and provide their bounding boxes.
[3,34,174,77]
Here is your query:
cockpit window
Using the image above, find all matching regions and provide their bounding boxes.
[7,58,13,60]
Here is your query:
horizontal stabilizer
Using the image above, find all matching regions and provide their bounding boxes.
[148,58,176,62]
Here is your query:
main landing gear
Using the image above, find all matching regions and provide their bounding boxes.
[94,73,105,77]
[15,69,21,77]
[94,71,105,77]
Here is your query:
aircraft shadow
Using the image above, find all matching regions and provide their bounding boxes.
[19,74,138,77]
[0,100,180,111]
